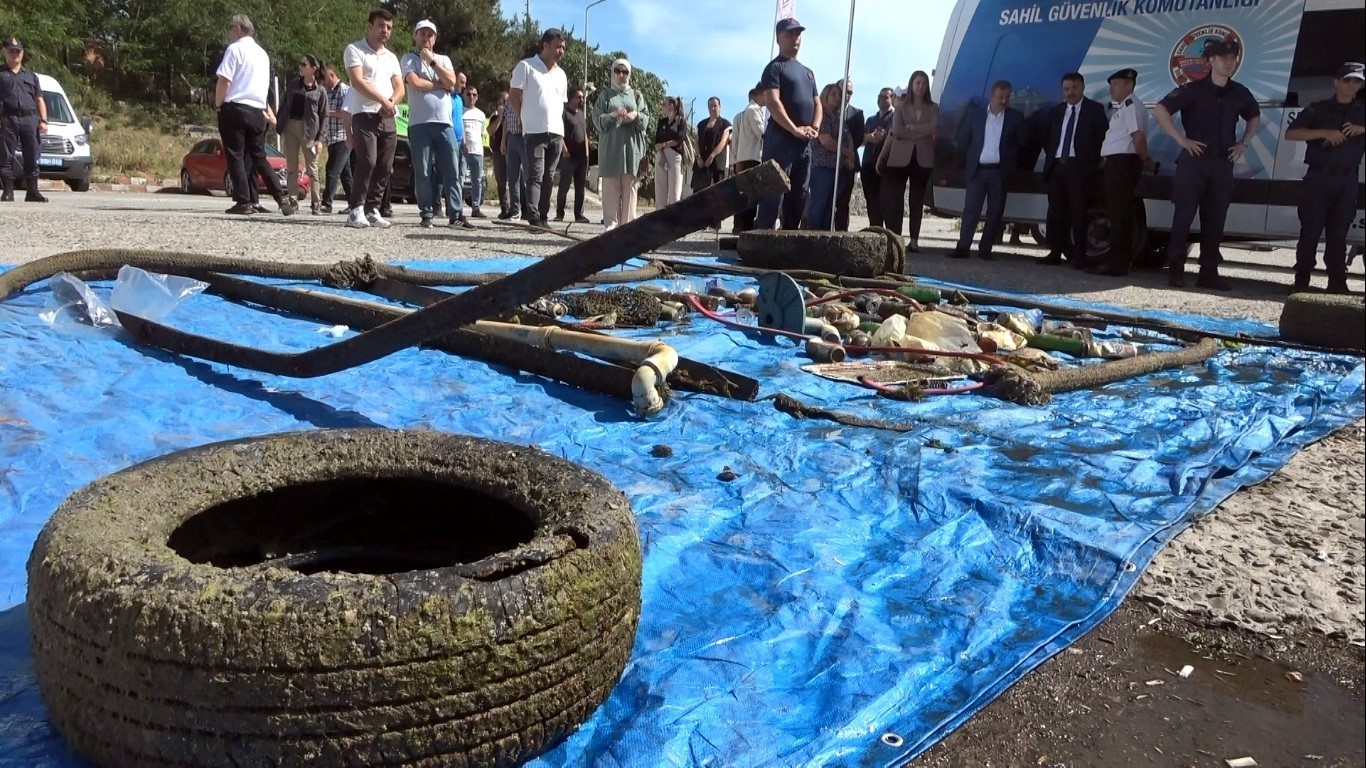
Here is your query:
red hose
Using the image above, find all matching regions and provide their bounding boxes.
[686,294,811,341]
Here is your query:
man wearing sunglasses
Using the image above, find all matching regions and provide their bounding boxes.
[1285,62,1365,294]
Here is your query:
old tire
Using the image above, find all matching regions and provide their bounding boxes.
[27,428,642,767]
[1279,292,1366,351]
[736,228,902,276]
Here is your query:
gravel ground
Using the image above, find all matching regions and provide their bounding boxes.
[3,188,1363,763]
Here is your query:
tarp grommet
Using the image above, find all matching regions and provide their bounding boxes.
[880,732,905,748]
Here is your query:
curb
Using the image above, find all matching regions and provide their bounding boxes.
[37,178,178,193]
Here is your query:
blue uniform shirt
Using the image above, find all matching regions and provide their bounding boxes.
[759,56,817,142]
[1288,97,1366,169]
[0,66,41,115]
[450,94,465,146]
[1158,77,1259,158]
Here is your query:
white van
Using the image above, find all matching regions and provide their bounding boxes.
[6,73,93,192]
[929,0,1366,261]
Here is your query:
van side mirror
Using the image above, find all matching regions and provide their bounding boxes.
[80,117,93,134]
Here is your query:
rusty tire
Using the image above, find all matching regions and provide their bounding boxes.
[1279,292,1365,351]
[27,429,642,767]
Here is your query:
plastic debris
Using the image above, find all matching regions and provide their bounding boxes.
[1225,758,1258,768]
[1179,665,1194,678]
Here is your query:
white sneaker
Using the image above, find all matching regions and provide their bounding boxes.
[346,209,370,228]
[366,210,392,229]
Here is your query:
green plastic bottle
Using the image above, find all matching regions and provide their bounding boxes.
[897,286,943,303]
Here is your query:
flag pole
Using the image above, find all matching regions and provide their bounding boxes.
[830,0,856,231]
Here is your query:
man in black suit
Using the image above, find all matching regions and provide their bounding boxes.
[1041,72,1107,268]
[951,80,1025,261]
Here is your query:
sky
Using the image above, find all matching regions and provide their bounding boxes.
[499,0,956,119]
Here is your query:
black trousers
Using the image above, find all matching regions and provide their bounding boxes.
[556,153,588,218]
[834,167,857,231]
[218,103,285,206]
[524,132,563,222]
[1046,159,1091,265]
[1166,155,1234,272]
[1295,170,1358,281]
[1102,154,1143,271]
[881,161,932,240]
[0,114,40,182]
[491,151,509,215]
[860,165,884,227]
[731,160,760,231]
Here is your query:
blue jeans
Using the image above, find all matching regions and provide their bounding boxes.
[464,151,485,211]
[409,122,462,221]
[756,131,811,229]
[505,133,526,216]
[805,165,838,230]
[955,166,1007,256]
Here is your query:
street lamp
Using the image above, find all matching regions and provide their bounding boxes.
[584,0,610,90]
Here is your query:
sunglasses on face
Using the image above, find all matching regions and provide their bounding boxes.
[613,68,628,74]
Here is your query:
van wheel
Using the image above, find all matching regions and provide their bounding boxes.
[67,178,91,192]
[27,429,643,768]
[1084,204,1148,265]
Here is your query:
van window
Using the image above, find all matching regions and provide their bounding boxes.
[42,91,75,124]
[1286,8,1365,104]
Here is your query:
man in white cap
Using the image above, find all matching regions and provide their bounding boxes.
[1284,62,1365,294]
[401,19,467,228]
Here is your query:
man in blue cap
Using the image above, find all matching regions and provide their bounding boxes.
[0,36,49,202]
[755,17,820,230]
[1284,62,1364,294]
[1153,37,1260,290]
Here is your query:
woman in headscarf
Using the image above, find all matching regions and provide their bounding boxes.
[653,96,688,207]
[277,54,328,214]
[592,58,650,229]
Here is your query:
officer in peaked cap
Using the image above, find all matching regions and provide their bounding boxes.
[1283,62,1365,294]
[1092,67,1151,277]
[1152,36,1259,290]
[0,36,49,202]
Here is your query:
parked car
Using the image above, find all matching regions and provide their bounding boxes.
[6,73,93,191]
[179,139,310,197]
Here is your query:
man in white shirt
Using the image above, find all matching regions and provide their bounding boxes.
[401,19,466,229]
[462,86,489,218]
[730,86,766,232]
[1095,67,1151,277]
[509,28,568,227]
[342,8,404,229]
[214,15,296,216]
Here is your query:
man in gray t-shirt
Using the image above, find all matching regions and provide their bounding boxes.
[400,19,471,228]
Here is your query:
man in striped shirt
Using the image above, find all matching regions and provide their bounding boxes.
[498,93,525,220]
[320,63,352,214]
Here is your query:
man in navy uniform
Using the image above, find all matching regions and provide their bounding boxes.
[1041,72,1107,268]
[1093,67,1151,277]
[951,80,1024,261]
[1284,63,1365,294]
[1153,38,1260,290]
[0,36,49,203]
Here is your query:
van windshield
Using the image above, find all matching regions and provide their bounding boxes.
[42,91,75,124]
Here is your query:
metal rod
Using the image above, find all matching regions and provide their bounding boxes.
[830,0,857,231]
[584,0,609,90]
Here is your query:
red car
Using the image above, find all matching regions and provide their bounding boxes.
[179,138,311,197]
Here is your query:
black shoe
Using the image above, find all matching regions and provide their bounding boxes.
[553,213,565,222]
[526,215,544,227]
[1040,252,1063,265]
[24,190,49,203]
[279,197,298,216]
[450,218,476,230]
[0,191,12,202]
[498,209,517,220]
[380,207,394,219]
[225,202,255,215]
[419,217,434,228]
[1326,280,1351,295]
[1290,276,1312,293]
[946,249,970,259]
[319,203,333,214]
[1195,271,1231,291]
[574,215,591,224]
[252,204,269,214]
[977,250,995,261]
[1167,268,1185,288]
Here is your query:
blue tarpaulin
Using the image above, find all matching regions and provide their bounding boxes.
[1,258,1361,766]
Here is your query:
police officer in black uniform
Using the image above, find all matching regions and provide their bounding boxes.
[1153,38,1260,290]
[1284,63,1365,294]
[0,36,49,203]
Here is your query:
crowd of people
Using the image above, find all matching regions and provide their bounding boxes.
[4,10,1362,292]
